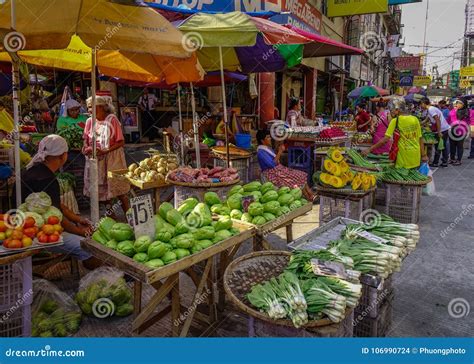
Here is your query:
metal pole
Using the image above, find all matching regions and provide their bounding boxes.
[90,49,99,224]
[218,46,230,167]
[422,0,429,75]
[339,73,345,122]
[190,83,201,168]
[176,83,185,165]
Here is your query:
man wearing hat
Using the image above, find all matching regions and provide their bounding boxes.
[56,99,88,130]
[20,135,100,269]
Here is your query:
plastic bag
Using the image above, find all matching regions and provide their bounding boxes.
[419,162,429,176]
[31,279,82,337]
[423,169,435,196]
[437,137,445,151]
[76,267,133,319]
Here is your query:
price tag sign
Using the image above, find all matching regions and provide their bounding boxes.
[127,194,155,240]
[310,259,348,280]
[356,231,389,245]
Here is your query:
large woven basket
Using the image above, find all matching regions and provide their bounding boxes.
[223,251,333,328]
[381,176,432,186]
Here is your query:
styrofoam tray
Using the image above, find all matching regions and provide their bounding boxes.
[0,239,64,256]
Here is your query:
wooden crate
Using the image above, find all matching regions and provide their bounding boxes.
[108,169,168,190]
[257,203,313,236]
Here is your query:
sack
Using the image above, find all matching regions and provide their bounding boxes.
[423,169,435,196]
[389,117,400,162]
[76,267,133,318]
[31,279,82,337]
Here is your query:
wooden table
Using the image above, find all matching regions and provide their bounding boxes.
[108,170,169,209]
[81,222,256,337]
[252,204,313,251]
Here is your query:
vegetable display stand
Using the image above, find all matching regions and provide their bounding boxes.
[212,154,252,184]
[356,275,394,319]
[353,298,393,337]
[108,169,169,210]
[318,190,374,224]
[0,252,34,337]
[169,179,240,209]
[251,204,313,251]
[81,222,255,337]
[378,182,423,224]
[224,251,354,336]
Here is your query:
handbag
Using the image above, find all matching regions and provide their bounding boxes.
[389,116,400,162]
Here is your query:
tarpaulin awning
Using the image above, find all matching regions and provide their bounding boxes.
[286,25,364,58]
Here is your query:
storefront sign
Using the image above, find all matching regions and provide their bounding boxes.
[360,61,368,81]
[399,71,413,87]
[283,0,322,33]
[459,79,472,88]
[413,75,431,87]
[460,65,474,77]
[394,56,422,76]
[327,0,388,18]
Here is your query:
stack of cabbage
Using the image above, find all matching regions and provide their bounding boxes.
[206,181,309,226]
[18,192,64,227]
[91,199,240,270]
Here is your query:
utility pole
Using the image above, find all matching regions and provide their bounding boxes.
[422,0,429,75]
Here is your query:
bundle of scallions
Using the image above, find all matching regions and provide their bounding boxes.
[301,279,348,323]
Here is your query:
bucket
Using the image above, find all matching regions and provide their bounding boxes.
[235,133,251,149]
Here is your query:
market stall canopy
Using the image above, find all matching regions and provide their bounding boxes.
[177,12,310,73]
[0,35,204,84]
[0,0,190,58]
[286,25,364,58]
[348,86,388,99]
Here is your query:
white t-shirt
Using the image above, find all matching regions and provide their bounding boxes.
[427,106,450,132]
[138,93,158,111]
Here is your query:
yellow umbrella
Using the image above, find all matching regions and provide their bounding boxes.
[0,0,199,222]
[0,35,204,84]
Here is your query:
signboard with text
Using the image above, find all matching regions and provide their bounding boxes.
[399,71,414,87]
[394,56,422,76]
[327,0,388,18]
[460,66,474,77]
[413,76,432,87]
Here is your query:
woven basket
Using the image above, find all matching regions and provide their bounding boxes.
[381,176,432,186]
[223,251,333,328]
[315,184,375,196]
[166,177,240,188]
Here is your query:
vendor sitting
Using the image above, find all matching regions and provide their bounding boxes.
[286,98,303,127]
[56,99,87,130]
[257,130,315,201]
[20,135,100,269]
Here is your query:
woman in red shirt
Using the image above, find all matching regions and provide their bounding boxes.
[355,103,371,132]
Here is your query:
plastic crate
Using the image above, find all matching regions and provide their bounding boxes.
[375,182,387,205]
[0,257,33,311]
[288,146,312,169]
[319,194,372,224]
[0,304,31,337]
[353,299,393,337]
[356,276,393,319]
[214,157,251,184]
[381,184,423,224]
[250,310,354,337]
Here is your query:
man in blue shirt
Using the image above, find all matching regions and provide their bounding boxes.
[438,100,450,120]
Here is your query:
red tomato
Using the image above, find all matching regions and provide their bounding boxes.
[23,227,36,238]
[11,230,23,240]
[7,239,22,249]
[23,217,36,228]
[47,216,60,225]
[3,239,10,248]
[42,224,55,236]
[48,234,60,243]
[38,234,49,243]
[0,221,7,233]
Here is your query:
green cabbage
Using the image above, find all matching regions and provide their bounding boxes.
[24,212,44,227]
[42,206,63,222]
[248,202,264,217]
[25,192,52,214]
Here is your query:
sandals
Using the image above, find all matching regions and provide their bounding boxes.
[453,161,462,166]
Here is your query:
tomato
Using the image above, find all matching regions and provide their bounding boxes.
[53,224,63,232]
[38,234,49,243]
[48,234,60,243]
[23,227,36,238]
[42,224,55,236]
[7,239,22,249]
[47,216,60,225]
[11,230,23,240]
[21,237,33,247]
[23,217,36,228]
[3,239,10,248]
[5,229,13,238]
[0,232,5,240]
[0,221,6,233]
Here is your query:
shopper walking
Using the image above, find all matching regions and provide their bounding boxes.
[368,102,392,155]
[420,98,450,168]
[447,99,471,166]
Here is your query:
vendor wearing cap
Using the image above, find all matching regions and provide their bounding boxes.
[56,99,87,130]
[20,135,100,269]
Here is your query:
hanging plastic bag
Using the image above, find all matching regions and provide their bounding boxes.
[437,137,445,151]
[423,169,435,196]
[419,162,429,176]
[31,279,82,337]
[75,267,133,319]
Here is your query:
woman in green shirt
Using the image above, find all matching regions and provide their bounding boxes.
[364,97,428,169]
[56,99,88,130]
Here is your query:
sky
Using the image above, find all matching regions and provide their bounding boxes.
[401,0,466,76]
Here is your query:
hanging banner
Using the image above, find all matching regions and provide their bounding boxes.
[386,34,401,57]
[413,76,431,87]
[460,65,474,77]
[327,0,388,18]
[394,56,422,76]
